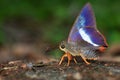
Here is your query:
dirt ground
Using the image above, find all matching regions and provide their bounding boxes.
[0,59,120,80]
[0,44,120,80]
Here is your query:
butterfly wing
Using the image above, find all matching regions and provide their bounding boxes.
[79,27,108,47]
[68,3,108,47]
[68,3,96,43]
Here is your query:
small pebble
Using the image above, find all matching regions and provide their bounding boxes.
[26,63,33,69]
[104,63,108,66]
[73,72,82,80]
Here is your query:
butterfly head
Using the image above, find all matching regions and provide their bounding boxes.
[59,41,74,53]
[59,41,67,52]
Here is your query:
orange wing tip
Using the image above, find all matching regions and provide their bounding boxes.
[99,46,107,52]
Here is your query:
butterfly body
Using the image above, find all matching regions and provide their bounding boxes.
[59,3,108,66]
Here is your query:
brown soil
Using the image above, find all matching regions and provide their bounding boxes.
[0,59,120,80]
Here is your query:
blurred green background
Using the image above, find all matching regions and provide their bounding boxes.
[0,0,120,58]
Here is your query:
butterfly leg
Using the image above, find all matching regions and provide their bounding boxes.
[58,53,67,65]
[73,57,78,64]
[80,54,90,65]
[59,52,77,66]
[66,52,78,66]
[88,58,98,60]
[66,52,73,66]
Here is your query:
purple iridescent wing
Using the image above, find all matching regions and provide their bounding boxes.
[79,27,108,47]
[68,3,108,47]
[68,3,96,43]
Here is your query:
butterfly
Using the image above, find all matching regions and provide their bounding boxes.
[59,3,108,66]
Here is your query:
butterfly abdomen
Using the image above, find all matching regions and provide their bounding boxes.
[80,47,101,59]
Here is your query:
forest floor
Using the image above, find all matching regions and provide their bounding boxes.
[0,58,120,80]
[0,43,120,80]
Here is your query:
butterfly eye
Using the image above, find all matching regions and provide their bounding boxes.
[61,44,65,49]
